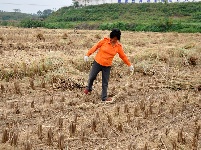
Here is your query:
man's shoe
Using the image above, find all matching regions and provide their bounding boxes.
[84,89,91,94]
[102,97,113,103]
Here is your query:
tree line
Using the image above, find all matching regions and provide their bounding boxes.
[0,9,54,21]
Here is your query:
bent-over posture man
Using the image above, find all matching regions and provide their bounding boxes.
[84,29,134,102]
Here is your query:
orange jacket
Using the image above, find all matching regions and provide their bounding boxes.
[86,38,131,67]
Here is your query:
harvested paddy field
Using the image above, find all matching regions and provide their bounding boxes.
[0,27,200,149]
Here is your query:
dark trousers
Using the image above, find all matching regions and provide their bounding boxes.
[87,61,111,101]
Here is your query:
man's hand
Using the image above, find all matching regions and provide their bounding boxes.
[84,56,89,62]
[129,65,134,72]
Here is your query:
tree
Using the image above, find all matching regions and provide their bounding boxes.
[42,9,53,18]
[37,10,43,16]
[72,0,79,8]
[13,9,21,13]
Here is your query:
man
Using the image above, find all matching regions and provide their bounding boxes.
[84,29,134,102]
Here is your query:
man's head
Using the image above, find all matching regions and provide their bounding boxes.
[110,28,121,44]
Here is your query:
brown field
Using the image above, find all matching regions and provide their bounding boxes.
[0,27,200,150]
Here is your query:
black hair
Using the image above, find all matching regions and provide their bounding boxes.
[110,28,121,41]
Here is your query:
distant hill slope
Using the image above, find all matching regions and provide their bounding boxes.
[43,2,201,32]
[47,2,201,23]
[0,12,36,21]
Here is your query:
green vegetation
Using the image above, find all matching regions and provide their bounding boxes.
[0,11,34,21]
[20,19,45,28]
[2,2,201,32]
[0,11,37,26]
[46,2,201,32]
[0,9,53,27]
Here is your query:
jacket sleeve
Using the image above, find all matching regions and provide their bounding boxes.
[86,38,105,56]
[118,45,132,66]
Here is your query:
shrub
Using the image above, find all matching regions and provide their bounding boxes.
[20,19,44,28]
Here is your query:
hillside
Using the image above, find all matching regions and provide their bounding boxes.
[0,12,34,21]
[43,2,201,32]
[0,12,37,26]
[48,2,201,23]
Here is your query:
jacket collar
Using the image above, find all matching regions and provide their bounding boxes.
[108,39,120,47]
